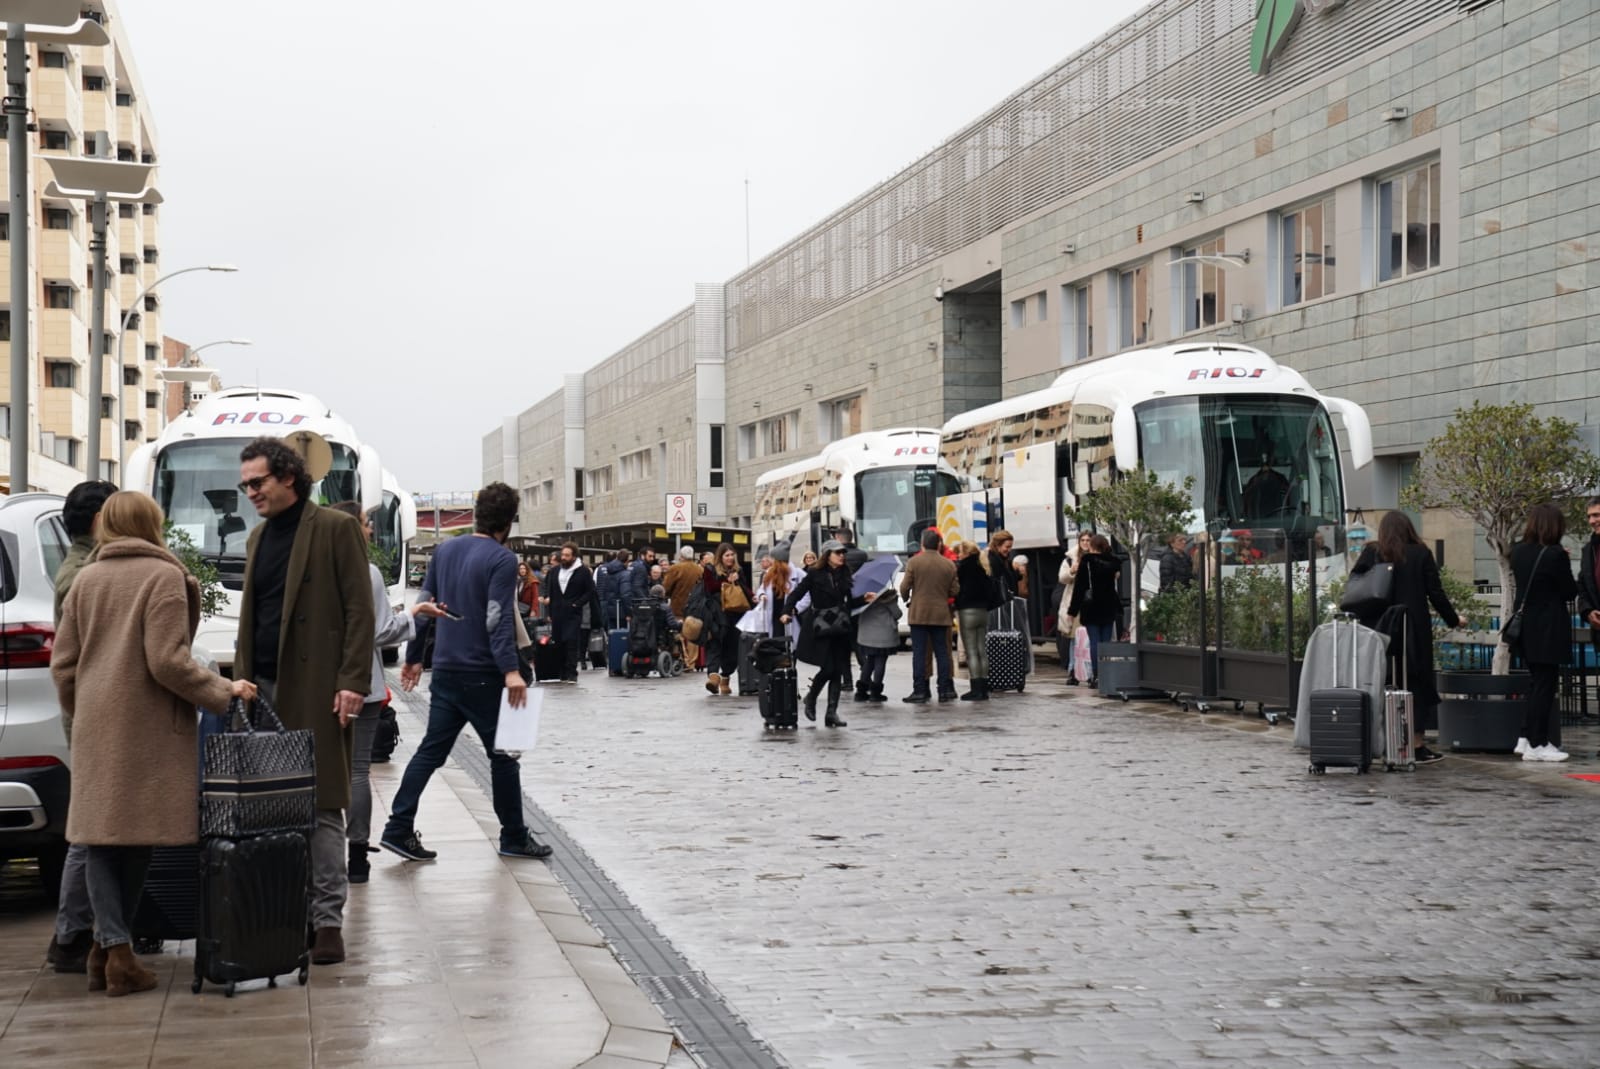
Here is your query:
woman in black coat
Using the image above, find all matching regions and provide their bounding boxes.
[1350,511,1460,763]
[1509,503,1579,761]
[781,541,872,727]
[1065,534,1121,685]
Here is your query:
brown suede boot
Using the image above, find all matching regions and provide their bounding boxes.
[86,941,108,992]
[104,944,158,997]
[705,672,721,695]
[310,927,346,965]
[718,676,732,696]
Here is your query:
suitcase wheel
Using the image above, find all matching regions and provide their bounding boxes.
[191,977,202,994]
[269,976,277,989]
[299,965,309,985]
[225,982,237,998]
[1309,763,1324,775]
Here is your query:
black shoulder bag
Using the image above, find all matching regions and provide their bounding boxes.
[1501,546,1549,648]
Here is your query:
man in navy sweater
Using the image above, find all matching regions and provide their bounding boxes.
[380,482,551,862]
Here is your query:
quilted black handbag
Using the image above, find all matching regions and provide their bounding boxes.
[811,605,851,639]
[200,695,316,840]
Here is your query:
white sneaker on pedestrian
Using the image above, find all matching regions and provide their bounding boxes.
[1535,744,1569,762]
[1521,747,1541,761]
[1513,737,1532,756]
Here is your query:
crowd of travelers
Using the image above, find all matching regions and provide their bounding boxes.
[40,450,1590,995]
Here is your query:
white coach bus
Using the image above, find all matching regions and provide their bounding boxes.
[124,387,414,670]
[751,428,976,562]
[938,343,1373,562]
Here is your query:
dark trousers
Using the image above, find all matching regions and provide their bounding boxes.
[860,649,889,688]
[1084,621,1115,679]
[1523,662,1560,748]
[552,615,581,681]
[708,624,740,677]
[383,669,528,848]
[910,625,954,695]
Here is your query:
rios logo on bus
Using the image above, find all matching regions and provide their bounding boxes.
[211,411,309,426]
[1251,0,1347,77]
[1188,367,1267,380]
[892,445,937,457]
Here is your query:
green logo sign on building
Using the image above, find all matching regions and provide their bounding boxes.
[1252,0,1347,76]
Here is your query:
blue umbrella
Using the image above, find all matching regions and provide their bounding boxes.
[851,555,900,599]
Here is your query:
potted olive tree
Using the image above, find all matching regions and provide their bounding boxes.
[1070,468,1195,698]
[1403,401,1600,750]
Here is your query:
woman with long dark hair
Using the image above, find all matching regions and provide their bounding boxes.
[703,543,753,696]
[1066,534,1120,687]
[781,541,874,727]
[1510,503,1578,761]
[1349,511,1461,763]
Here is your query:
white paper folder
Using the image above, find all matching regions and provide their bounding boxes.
[494,687,543,755]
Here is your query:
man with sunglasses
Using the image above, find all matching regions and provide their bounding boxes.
[234,436,374,967]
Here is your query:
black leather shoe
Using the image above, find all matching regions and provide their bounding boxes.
[47,930,94,974]
[825,706,847,728]
[902,691,930,704]
[804,697,818,721]
[937,691,958,703]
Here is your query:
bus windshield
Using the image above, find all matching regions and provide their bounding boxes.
[855,466,964,554]
[1135,395,1343,533]
[154,438,360,558]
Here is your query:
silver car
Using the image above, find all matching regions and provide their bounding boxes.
[0,493,70,896]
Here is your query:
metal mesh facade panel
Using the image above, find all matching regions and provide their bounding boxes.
[724,0,1459,351]
[584,309,695,419]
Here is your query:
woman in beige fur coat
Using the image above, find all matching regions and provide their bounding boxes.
[51,492,255,997]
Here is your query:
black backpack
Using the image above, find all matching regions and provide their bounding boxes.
[370,704,400,763]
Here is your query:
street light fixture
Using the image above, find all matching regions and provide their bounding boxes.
[158,339,251,411]
[37,153,160,481]
[114,265,238,482]
[2,2,110,490]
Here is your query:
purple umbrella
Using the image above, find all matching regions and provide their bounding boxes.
[851,555,900,599]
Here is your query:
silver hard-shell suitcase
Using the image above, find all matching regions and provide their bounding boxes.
[1382,607,1416,772]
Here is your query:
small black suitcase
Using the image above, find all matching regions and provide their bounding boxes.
[193,832,310,996]
[738,631,761,695]
[1308,615,1372,774]
[132,844,200,943]
[760,666,799,729]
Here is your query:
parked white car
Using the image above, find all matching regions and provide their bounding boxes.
[0,494,70,896]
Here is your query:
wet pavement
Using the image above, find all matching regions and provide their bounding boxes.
[521,658,1600,1069]
[0,729,680,1069]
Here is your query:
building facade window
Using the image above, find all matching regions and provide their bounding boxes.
[820,394,864,440]
[115,91,132,107]
[122,366,140,386]
[45,284,73,310]
[39,50,66,69]
[619,447,652,483]
[0,212,9,241]
[44,207,71,230]
[1116,262,1153,349]
[82,74,105,91]
[1010,290,1048,329]
[144,390,157,410]
[763,410,797,456]
[100,396,113,418]
[47,361,75,388]
[1377,159,1441,282]
[0,310,8,341]
[1060,282,1092,362]
[585,466,613,496]
[709,424,725,488]
[572,468,584,511]
[120,256,137,273]
[123,420,141,442]
[41,129,68,150]
[1180,237,1228,332]
[144,343,159,362]
[118,203,134,219]
[143,246,158,264]
[1281,195,1337,306]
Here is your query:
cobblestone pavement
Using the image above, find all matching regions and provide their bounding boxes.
[520,659,1600,1069]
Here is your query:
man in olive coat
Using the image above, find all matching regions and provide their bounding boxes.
[235,436,374,967]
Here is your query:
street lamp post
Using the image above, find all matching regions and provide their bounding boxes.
[114,264,236,482]
[1,3,109,490]
[158,338,250,415]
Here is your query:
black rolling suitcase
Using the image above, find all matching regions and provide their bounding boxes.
[1308,615,1372,775]
[738,631,761,695]
[760,666,799,729]
[987,598,1029,693]
[132,844,200,943]
[528,617,565,682]
[193,831,310,996]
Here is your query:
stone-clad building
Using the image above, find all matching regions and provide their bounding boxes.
[487,0,1598,576]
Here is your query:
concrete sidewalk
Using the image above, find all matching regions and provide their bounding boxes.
[0,733,681,1068]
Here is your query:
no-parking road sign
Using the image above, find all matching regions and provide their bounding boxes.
[666,492,694,534]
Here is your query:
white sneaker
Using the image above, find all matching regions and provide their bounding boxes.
[1521,746,1541,761]
[1514,737,1532,756]
[1536,744,1570,762]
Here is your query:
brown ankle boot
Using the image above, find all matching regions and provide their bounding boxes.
[718,676,732,695]
[86,941,107,992]
[310,927,346,965]
[104,944,158,997]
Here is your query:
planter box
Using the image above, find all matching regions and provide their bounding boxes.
[1436,671,1528,754]
[1216,647,1302,710]
[1097,642,1140,697]
[1137,643,1207,696]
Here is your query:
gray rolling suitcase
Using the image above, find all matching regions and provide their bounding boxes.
[1308,614,1371,775]
[1382,608,1416,772]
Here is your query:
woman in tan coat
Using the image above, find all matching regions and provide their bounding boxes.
[51,492,255,997]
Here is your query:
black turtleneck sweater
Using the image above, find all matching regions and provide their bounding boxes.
[251,496,306,680]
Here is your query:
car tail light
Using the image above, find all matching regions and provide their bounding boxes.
[0,622,55,670]
[0,755,63,770]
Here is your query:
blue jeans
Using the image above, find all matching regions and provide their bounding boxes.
[383,669,528,848]
[910,625,954,695]
[1084,621,1115,678]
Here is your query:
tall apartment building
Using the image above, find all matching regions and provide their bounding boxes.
[1,0,164,492]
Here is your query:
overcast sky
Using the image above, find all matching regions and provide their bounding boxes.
[124,0,1151,491]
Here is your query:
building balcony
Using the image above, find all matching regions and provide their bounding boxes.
[117,215,142,251]
[40,385,88,440]
[32,66,82,134]
[38,226,85,286]
[40,307,87,362]
[81,89,114,145]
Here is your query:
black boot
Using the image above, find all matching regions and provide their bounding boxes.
[854,681,871,702]
[869,682,887,703]
[902,689,930,704]
[825,679,846,727]
[937,685,959,703]
[348,842,371,884]
[970,678,989,702]
[960,678,981,701]
[803,678,823,722]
